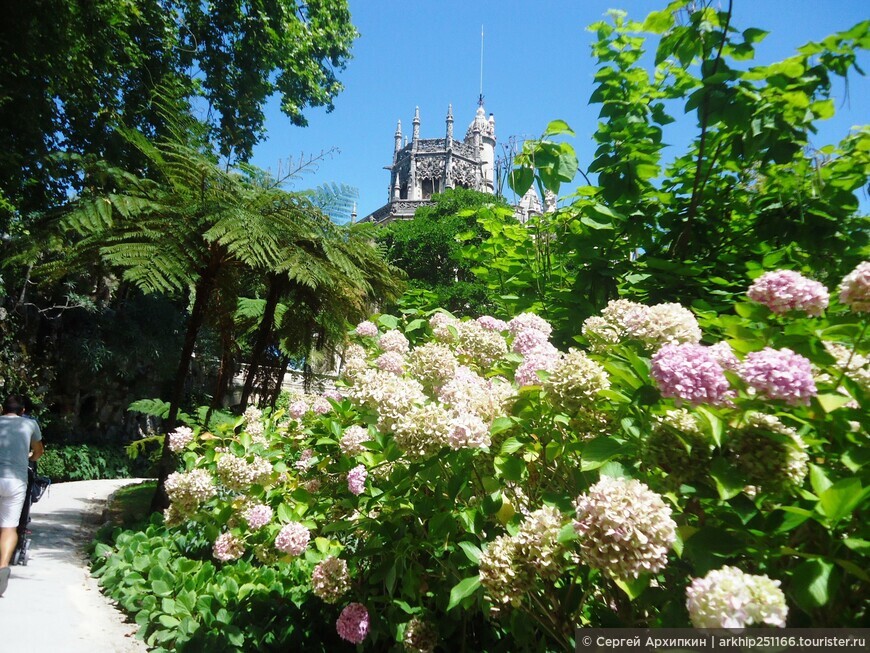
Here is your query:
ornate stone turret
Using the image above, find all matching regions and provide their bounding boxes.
[361,103,498,224]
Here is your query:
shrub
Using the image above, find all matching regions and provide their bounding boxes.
[94,265,869,651]
[38,444,152,482]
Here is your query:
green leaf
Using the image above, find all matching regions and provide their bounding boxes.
[151,579,172,597]
[808,464,833,496]
[709,458,745,500]
[458,541,483,564]
[643,10,674,34]
[378,314,399,329]
[614,575,649,601]
[580,437,623,471]
[817,478,865,524]
[447,576,481,611]
[491,416,514,436]
[158,614,180,629]
[790,559,838,611]
[815,393,854,413]
[494,456,525,482]
[499,436,524,455]
[543,119,575,137]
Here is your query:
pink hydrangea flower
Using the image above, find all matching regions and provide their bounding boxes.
[275,522,310,556]
[476,315,508,331]
[838,261,870,313]
[322,388,344,402]
[375,351,405,375]
[739,347,817,405]
[507,312,553,337]
[212,532,245,562]
[379,329,410,353]
[241,503,273,530]
[512,328,550,356]
[288,399,308,419]
[336,603,370,644]
[747,270,829,316]
[355,320,379,337]
[651,344,733,406]
[311,396,332,414]
[347,464,367,496]
[515,343,560,386]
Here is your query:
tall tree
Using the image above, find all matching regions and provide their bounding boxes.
[0,0,356,225]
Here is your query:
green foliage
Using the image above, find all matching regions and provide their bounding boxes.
[463,5,869,339]
[92,518,348,652]
[377,188,509,316]
[93,276,869,648]
[0,0,356,222]
[38,444,151,482]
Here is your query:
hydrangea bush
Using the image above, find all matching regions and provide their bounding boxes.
[95,265,869,651]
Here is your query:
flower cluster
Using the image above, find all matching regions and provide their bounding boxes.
[375,351,406,375]
[274,521,311,556]
[642,410,711,486]
[336,603,370,644]
[407,342,457,387]
[476,315,508,332]
[455,320,508,368]
[379,329,410,353]
[311,396,332,415]
[515,343,560,387]
[165,469,216,515]
[838,261,870,313]
[168,426,194,452]
[212,532,245,562]
[349,369,426,432]
[340,425,370,456]
[686,566,788,628]
[347,464,367,495]
[447,411,490,449]
[288,399,308,420]
[311,556,350,603]
[216,453,273,491]
[479,506,565,607]
[747,269,829,315]
[626,302,703,349]
[738,347,816,405]
[824,342,870,393]
[438,366,514,420]
[403,617,437,653]
[392,402,452,458]
[544,348,611,411]
[241,502,273,530]
[651,343,733,405]
[507,312,553,338]
[355,320,379,337]
[727,413,808,492]
[583,299,700,351]
[573,476,676,579]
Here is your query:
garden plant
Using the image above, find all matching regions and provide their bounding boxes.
[93,262,869,651]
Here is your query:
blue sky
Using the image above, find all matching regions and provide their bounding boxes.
[250,1,869,219]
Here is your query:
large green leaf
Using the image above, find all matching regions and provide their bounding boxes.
[447,576,481,611]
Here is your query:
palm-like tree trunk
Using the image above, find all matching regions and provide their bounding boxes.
[239,273,285,410]
[151,246,222,512]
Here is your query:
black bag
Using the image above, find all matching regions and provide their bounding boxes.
[30,475,51,503]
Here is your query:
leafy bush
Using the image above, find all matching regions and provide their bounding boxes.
[93,263,868,651]
[38,444,152,482]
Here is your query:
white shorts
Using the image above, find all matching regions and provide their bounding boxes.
[0,478,27,527]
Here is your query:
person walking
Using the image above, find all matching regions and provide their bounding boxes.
[0,394,44,596]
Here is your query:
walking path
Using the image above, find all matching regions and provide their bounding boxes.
[0,479,149,652]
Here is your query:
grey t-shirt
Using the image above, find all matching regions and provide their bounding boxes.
[0,415,42,482]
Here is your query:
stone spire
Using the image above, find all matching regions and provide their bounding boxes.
[394,120,402,157]
[412,106,420,148]
[446,104,454,142]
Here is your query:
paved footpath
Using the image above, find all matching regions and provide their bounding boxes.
[0,479,150,652]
